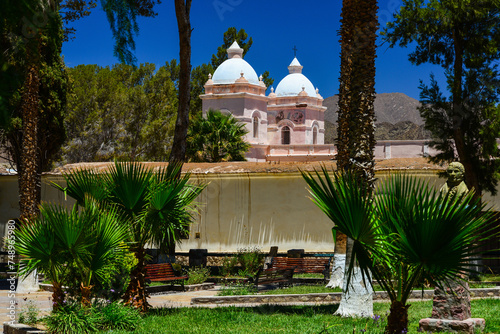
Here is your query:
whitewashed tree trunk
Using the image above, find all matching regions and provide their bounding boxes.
[16,270,39,293]
[326,253,345,288]
[334,238,373,317]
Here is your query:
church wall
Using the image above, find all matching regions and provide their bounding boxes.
[202,97,245,116]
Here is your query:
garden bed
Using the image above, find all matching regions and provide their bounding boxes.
[39,282,215,295]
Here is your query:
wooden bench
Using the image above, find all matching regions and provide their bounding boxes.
[250,267,295,288]
[270,257,332,281]
[145,263,188,289]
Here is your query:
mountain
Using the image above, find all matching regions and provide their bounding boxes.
[323,93,431,142]
[323,92,424,125]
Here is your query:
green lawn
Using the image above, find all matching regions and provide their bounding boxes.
[104,299,500,334]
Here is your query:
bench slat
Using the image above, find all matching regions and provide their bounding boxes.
[145,263,188,289]
[269,257,332,280]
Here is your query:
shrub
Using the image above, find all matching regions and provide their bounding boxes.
[45,301,141,333]
[186,266,210,285]
[237,247,264,277]
[94,302,141,331]
[171,263,183,275]
[18,300,39,326]
[221,256,239,277]
[93,250,137,302]
[45,303,98,334]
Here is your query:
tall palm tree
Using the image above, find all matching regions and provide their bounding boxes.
[336,0,378,182]
[15,202,128,309]
[56,161,205,311]
[302,168,495,334]
[336,0,379,316]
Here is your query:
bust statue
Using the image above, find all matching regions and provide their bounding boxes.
[439,162,468,197]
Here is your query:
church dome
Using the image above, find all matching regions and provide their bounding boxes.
[275,58,316,97]
[212,41,260,85]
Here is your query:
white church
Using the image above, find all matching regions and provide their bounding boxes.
[200,42,336,162]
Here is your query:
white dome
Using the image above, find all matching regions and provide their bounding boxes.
[275,73,316,97]
[275,57,316,97]
[212,58,260,84]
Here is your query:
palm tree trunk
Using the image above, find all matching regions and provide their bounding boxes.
[451,28,481,200]
[334,237,373,317]
[336,0,378,187]
[80,282,93,308]
[19,64,40,221]
[386,300,410,334]
[51,281,65,311]
[124,247,150,312]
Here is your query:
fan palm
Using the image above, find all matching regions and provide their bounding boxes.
[301,168,495,334]
[55,161,205,311]
[15,202,128,309]
[186,109,250,162]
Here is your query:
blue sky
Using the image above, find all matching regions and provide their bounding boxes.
[61,0,447,100]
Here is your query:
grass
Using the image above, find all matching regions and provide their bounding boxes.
[476,274,500,282]
[102,299,500,333]
[294,273,325,278]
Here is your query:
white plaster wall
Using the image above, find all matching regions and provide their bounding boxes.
[1,170,499,252]
[182,173,335,252]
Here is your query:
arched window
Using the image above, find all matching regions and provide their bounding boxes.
[313,127,318,144]
[253,116,259,138]
[281,126,291,145]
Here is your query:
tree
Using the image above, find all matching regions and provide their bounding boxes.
[336,0,378,184]
[56,161,205,311]
[100,0,161,65]
[169,0,192,164]
[334,0,379,318]
[16,202,128,309]
[63,63,178,163]
[419,72,500,196]
[383,0,500,197]
[0,0,68,220]
[186,109,250,162]
[211,27,253,68]
[0,0,161,220]
[302,169,495,334]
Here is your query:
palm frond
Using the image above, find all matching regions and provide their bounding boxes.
[107,161,152,218]
[301,166,380,290]
[56,168,108,205]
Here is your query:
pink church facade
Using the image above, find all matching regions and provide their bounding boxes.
[200,42,434,162]
[200,42,335,162]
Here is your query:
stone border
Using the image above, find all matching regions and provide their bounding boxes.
[148,282,215,294]
[191,288,500,305]
[3,323,45,334]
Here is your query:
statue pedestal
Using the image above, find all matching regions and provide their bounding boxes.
[419,280,485,333]
[419,318,485,333]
